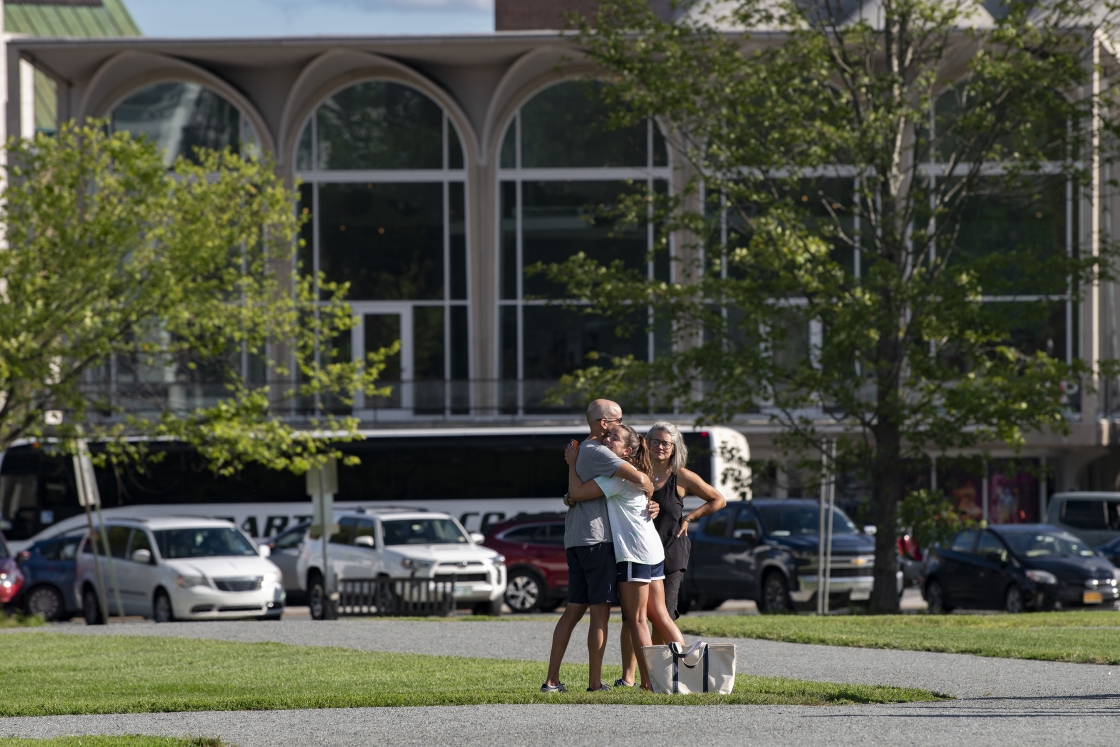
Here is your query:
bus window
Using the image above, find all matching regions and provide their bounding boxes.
[681,432,712,485]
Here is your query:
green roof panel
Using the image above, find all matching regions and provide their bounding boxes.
[5,0,141,39]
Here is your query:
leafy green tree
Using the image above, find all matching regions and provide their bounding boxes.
[540,0,1120,611]
[0,121,391,474]
[898,489,979,551]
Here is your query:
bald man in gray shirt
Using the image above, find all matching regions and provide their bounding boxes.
[542,399,655,693]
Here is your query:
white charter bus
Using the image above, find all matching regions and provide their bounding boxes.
[1,426,750,551]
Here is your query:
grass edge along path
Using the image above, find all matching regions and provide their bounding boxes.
[0,738,226,747]
[0,633,943,716]
[677,610,1120,665]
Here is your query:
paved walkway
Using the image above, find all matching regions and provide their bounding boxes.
[3,617,1119,746]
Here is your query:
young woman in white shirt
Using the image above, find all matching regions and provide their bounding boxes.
[565,423,685,690]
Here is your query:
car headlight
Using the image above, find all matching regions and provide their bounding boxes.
[177,574,208,588]
[1026,569,1058,585]
[401,558,431,571]
[492,555,506,568]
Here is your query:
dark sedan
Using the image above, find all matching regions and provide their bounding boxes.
[922,524,1119,613]
[1096,535,1120,567]
[12,532,82,620]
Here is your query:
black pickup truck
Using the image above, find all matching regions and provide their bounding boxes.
[681,498,884,613]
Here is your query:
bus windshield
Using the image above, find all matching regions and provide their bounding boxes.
[757,504,857,537]
[382,519,469,546]
[154,528,257,559]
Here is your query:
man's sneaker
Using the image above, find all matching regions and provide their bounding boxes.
[586,683,613,692]
[540,682,567,693]
[613,678,637,688]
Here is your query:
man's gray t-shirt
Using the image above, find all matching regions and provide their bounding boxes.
[565,439,625,548]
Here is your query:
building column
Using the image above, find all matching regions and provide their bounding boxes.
[469,154,497,417]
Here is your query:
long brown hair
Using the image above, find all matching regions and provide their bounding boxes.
[616,424,653,477]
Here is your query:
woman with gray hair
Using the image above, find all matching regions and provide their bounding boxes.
[614,420,727,688]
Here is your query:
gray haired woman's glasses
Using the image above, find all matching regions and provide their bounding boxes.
[649,438,673,449]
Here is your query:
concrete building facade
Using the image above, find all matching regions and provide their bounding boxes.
[7,14,1120,522]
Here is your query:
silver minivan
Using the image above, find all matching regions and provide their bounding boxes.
[1045,492,1120,546]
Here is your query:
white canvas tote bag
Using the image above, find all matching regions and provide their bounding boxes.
[642,641,737,694]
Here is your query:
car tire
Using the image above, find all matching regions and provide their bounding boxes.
[539,598,564,613]
[926,579,952,614]
[308,572,327,620]
[472,598,503,616]
[153,589,174,623]
[1004,584,1024,614]
[82,586,105,626]
[504,569,545,613]
[759,572,791,614]
[25,585,63,621]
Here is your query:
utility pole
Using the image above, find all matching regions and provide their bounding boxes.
[816,439,836,615]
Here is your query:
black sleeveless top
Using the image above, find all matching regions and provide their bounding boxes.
[652,471,691,573]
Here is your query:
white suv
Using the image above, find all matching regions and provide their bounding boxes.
[75,517,284,623]
[297,509,506,617]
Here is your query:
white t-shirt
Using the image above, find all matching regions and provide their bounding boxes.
[594,475,665,566]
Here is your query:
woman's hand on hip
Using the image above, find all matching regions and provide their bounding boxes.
[676,518,690,538]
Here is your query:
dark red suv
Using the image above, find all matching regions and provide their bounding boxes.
[483,513,567,613]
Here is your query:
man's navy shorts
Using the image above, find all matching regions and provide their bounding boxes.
[566,542,616,605]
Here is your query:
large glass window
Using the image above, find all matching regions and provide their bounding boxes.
[111,82,260,167]
[498,80,669,414]
[297,81,468,418]
[927,89,1075,375]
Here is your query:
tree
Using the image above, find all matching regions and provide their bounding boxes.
[0,121,391,474]
[540,0,1120,611]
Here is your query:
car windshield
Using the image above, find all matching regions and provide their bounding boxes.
[1003,531,1097,558]
[382,519,468,546]
[153,528,257,559]
[757,505,858,537]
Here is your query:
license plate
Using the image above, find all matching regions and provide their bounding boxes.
[849,590,871,601]
[454,585,474,596]
[1083,591,1103,604]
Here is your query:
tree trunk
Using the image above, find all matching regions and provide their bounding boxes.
[870,418,902,613]
[870,262,904,614]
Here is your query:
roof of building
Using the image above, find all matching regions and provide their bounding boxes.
[7,0,140,133]
[6,0,141,39]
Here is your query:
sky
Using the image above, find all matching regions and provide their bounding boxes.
[124,0,495,37]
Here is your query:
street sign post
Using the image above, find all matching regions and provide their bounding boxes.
[307,458,339,619]
[74,439,123,621]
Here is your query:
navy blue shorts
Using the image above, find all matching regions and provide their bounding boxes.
[616,560,666,584]
[566,543,616,605]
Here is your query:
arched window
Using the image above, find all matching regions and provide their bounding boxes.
[296,80,468,417]
[497,80,670,414]
[110,82,260,166]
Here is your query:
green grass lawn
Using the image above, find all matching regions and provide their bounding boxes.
[0,612,45,628]
[677,609,1120,664]
[0,633,939,715]
[0,739,224,747]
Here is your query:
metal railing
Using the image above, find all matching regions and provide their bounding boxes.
[336,578,456,617]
